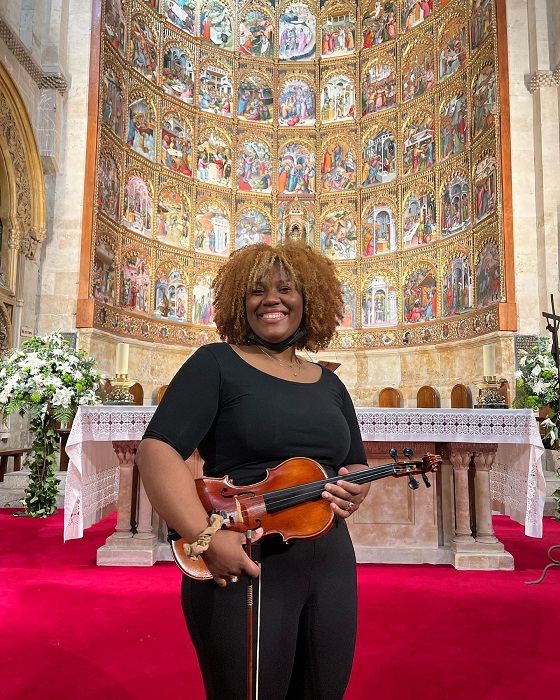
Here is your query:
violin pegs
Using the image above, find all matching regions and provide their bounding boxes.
[403,447,414,460]
[389,448,398,462]
[407,475,420,490]
[421,474,432,488]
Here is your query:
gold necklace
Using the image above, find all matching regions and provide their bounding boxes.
[256,345,302,377]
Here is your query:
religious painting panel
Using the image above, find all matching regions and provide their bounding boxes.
[321,8,356,58]
[194,201,230,256]
[361,56,396,117]
[120,252,151,314]
[93,237,117,306]
[162,44,195,104]
[361,125,396,186]
[130,15,158,82]
[102,67,124,139]
[200,0,234,51]
[474,153,497,223]
[279,2,317,61]
[276,200,316,245]
[122,174,153,237]
[103,0,126,58]
[127,94,156,161]
[441,173,470,237]
[471,0,493,51]
[362,1,397,48]
[156,188,190,248]
[438,14,467,82]
[401,36,435,104]
[162,0,196,37]
[440,94,467,160]
[154,264,188,322]
[362,273,398,327]
[320,72,356,123]
[403,266,437,323]
[362,200,397,256]
[401,0,433,33]
[321,138,357,192]
[235,207,273,248]
[402,113,436,176]
[320,205,358,260]
[238,73,274,123]
[198,62,233,117]
[472,63,497,140]
[192,273,215,325]
[197,130,232,187]
[97,151,120,222]
[442,253,472,317]
[278,77,316,126]
[402,188,437,248]
[236,140,273,193]
[240,7,274,59]
[161,112,193,176]
[475,239,500,308]
[278,142,316,195]
[339,281,358,329]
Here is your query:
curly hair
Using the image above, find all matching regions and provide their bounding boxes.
[212,240,343,351]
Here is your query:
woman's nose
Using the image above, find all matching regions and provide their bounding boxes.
[262,288,280,304]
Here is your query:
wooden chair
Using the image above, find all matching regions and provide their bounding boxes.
[498,379,510,406]
[129,382,144,406]
[451,384,473,408]
[0,447,32,482]
[156,384,169,405]
[378,387,403,408]
[416,386,440,408]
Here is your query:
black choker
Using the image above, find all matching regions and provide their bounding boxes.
[246,326,307,352]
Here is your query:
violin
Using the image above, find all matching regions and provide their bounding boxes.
[170,450,442,579]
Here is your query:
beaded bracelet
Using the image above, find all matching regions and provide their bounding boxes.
[183,513,225,559]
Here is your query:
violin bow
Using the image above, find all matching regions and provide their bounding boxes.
[246,529,254,700]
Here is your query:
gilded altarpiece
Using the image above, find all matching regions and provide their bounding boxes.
[87,0,509,348]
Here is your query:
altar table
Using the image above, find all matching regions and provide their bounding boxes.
[63,406,545,570]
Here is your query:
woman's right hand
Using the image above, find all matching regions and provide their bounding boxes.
[201,528,263,587]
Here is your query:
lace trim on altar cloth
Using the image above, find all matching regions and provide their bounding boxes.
[82,465,120,520]
[71,406,156,442]
[355,409,542,445]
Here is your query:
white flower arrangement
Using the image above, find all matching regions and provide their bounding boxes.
[513,338,559,450]
[0,331,101,424]
[0,331,102,516]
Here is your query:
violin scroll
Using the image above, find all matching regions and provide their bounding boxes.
[389,448,442,489]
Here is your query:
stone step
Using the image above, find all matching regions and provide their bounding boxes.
[0,470,66,509]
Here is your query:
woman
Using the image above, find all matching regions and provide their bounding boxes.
[136,241,369,700]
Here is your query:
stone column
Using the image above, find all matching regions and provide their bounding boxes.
[448,446,475,543]
[97,439,158,566]
[473,447,499,543]
[134,478,157,544]
[108,440,138,540]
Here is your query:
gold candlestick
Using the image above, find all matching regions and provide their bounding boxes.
[104,373,135,405]
[475,376,508,409]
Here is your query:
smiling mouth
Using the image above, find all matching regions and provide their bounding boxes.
[259,312,287,321]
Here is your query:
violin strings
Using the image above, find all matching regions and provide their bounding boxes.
[234,463,408,512]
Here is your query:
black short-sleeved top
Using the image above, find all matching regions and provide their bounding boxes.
[143,343,367,485]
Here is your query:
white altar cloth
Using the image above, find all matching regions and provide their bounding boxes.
[64,405,545,541]
[355,408,545,538]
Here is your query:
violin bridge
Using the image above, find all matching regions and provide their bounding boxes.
[234,496,243,523]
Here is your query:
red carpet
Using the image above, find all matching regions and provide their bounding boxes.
[1,510,558,700]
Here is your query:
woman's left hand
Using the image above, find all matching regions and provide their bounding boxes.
[321,466,369,519]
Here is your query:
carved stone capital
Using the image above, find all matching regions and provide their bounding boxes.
[30,226,47,243]
[528,70,559,94]
[448,449,472,470]
[473,450,496,472]
[112,440,140,465]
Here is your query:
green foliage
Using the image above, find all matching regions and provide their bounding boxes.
[512,339,560,450]
[0,331,102,517]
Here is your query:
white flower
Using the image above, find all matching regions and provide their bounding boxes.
[541,417,555,428]
[514,370,523,380]
[52,387,74,408]
[519,356,527,367]
[531,365,542,377]
[531,379,546,395]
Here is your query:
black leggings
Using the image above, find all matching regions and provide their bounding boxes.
[181,519,357,700]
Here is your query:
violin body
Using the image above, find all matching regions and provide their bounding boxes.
[169,453,441,580]
[170,457,333,579]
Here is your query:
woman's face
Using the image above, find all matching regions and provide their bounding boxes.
[245,264,303,344]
